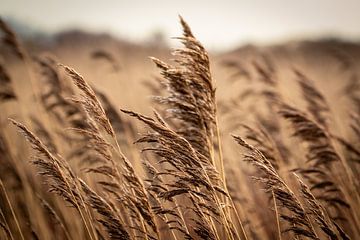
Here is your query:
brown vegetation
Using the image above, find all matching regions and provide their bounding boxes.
[0,15,359,239]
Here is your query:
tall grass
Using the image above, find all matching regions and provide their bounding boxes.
[0,15,359,239]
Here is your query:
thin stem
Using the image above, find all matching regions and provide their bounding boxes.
[215,115,225,183]
[228,198,248,240]
[214,109,248,240]
[0,179,24,240]
[112,134,156,240]
[272,190,282,240]
[0,205,14,240]
[74,180,98,240]
[189,193,221,240]
[172,198,191,237]
[51,160,95,240]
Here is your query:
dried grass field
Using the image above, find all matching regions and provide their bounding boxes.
[1,16,360,239]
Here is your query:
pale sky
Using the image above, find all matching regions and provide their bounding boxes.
[2,0,360,51]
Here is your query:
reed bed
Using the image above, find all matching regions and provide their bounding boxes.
[0,16,359,240]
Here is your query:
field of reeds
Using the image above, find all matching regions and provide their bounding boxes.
[0,16,360,240]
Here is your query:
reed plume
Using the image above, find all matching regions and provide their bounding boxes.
[0,17,24,59]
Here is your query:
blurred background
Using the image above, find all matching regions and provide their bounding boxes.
[2,0,360,51]
[0,0,360,111]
